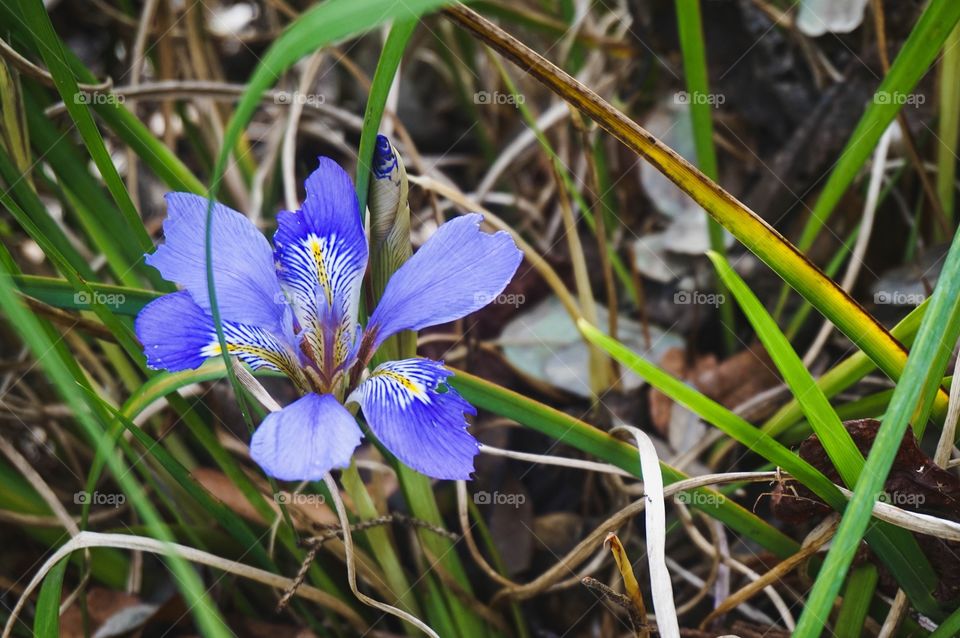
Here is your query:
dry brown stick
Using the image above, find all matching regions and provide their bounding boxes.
[0,37,112,92]
[582,576,649,637]
[19,296,117,342]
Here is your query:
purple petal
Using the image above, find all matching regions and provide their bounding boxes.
[135,291,300,375]
[250,393,363,481]
[274,158,367,367]
[366,214,522,349]
[145,193,285,330]
[348,358,478,480]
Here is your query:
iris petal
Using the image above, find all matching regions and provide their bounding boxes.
[145,193,285,330]
[274,159,367,364]
[250,393,363,481]
[366,214,522,349]
[136,291,301,377]
[348,358,478,480]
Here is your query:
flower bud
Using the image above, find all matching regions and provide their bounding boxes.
[367,135,415,359]
[368,135,412,304]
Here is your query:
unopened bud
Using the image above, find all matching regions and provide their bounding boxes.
[368,135,412,302]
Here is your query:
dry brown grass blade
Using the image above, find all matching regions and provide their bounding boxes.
[605,532,648,638]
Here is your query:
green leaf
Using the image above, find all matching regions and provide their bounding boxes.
[33,558,68,638]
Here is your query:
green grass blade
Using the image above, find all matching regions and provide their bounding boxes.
[706,252,863,486]
[706,251,940,616]
[937,24,960,226]
[14,0,152,254]
[0,180,144,362]
[23,89,164,288]
[12,275,160,316]
[0,265,231,636]
[32,558,67,638]
[793,217,960,637]
[356,18,418,216]
[760,298,931,441]
[834,565,878,636]
[931,604,960,638]
[0,146,93,279]
[795,0,960,253]
[674,0,735,352]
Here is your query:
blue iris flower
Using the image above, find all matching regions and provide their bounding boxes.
[135,152,522,481]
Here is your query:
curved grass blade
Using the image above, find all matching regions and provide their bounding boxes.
[442,4,951,421]
[706,252,863,486]
[759,298,931,442]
